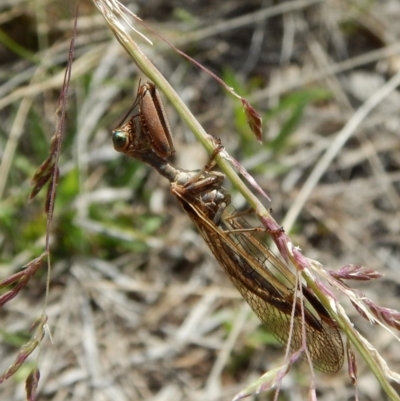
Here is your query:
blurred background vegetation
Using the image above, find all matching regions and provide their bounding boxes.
[0,0,400,400]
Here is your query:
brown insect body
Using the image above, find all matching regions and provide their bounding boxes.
[112,82,344,374]
[171,176,344,374]
[112,82,175,158]
[139,83,175,158]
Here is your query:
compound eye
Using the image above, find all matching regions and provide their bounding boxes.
[112,130,129,151]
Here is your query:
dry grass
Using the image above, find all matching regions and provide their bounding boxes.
[0,0,400,400]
